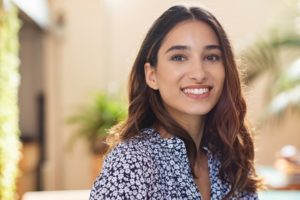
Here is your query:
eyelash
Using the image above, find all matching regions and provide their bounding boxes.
[170,54,222,62]
[204,54,222,62]
[170,54,187,62]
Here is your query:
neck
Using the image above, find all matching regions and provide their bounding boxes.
[180,116,204,150]
[163,113,205,150]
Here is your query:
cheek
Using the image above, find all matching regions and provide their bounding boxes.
[209,67,225,99]
[217,69,226,99]
[214,66,225,85]
[156,66,185,85]
[219,70,225,87]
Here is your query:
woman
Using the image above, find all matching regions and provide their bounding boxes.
[90,5,261,200]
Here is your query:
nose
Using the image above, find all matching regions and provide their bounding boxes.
[188,59,206,82]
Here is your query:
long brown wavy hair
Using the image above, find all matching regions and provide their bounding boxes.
[108,5,261,198]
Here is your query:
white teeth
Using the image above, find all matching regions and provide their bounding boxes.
[183,88,209,95]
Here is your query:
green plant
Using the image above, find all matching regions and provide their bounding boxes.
[240,1,300,118]
[69,92,127,154]
[0,1,21,200]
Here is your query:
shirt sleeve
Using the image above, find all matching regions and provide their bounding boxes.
[89,144,153,200]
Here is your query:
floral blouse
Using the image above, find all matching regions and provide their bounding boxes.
[90,128,258,200]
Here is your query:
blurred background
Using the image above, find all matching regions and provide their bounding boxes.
[1,0,300,199]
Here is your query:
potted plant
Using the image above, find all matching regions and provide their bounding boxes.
[68,92,127,155]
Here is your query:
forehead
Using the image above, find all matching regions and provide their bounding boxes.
[159,20,219,52]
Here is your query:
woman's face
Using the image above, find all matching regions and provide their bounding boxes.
[145,20,225,123]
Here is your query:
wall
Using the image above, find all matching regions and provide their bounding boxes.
[41,0,297,190]
[19,18,43,139]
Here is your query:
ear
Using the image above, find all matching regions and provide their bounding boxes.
[144,62,159,90]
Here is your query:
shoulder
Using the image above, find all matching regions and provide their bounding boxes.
[104,133,154,169]
[89,130,155,199]
[107,128,156,160]
[100,129,156,179]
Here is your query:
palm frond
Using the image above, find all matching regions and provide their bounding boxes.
[240,31,300,84]
[240,28,300,119]
[268,85,300,116]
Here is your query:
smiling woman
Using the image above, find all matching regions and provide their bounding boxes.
[89,5,261,200]
[144,21,225,134]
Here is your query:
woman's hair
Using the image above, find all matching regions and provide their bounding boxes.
[108,5,261,197]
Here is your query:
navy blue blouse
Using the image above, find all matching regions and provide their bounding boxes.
[90,128,258,199]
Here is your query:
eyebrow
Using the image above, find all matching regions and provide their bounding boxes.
[164,44,221,54]
[205,44,221,50]
[165,45,191,54]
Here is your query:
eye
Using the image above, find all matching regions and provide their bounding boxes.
[205,54,222,62]
[170,54,187,62]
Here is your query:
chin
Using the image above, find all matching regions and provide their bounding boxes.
[185,109,211,116]
[187,106,214,115]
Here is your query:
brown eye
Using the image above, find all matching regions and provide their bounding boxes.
[170,55,187,62]
[205,54,221,62]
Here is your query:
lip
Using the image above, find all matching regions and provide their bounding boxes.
[181,85,213,99]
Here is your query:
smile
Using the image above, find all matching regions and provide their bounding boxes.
[182,88,209,95]
[181,86,212,99]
